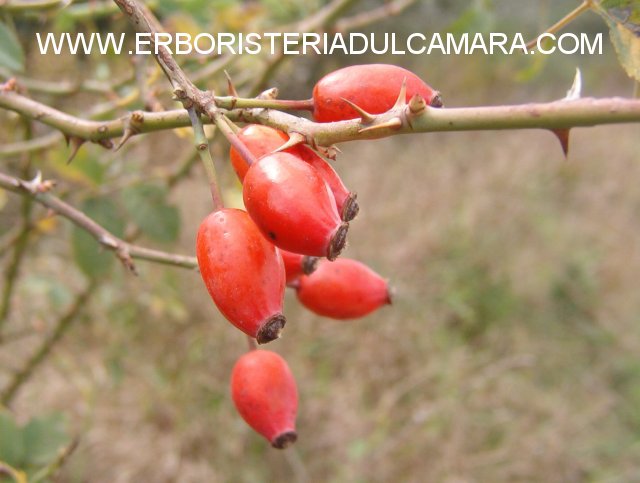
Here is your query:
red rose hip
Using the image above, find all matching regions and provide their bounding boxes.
[312,64,442,123]
[243,152,349,260]
[280,249,318,284]
[196,208,286,344]
[296,258,392,319]
[231,350,298,449]
[230,124,358,221]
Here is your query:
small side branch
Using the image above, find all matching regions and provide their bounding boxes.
[0,172,198,272]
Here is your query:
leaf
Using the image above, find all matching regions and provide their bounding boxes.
[0,411,25,467]
[72,197,125,279]
[593,0,640,81]
[0,22,25,73]
[22,414,69,467]
[120,184,180,243]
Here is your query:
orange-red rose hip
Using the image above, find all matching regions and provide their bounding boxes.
[296,258,392,319]
[230,125,358,221]
[243,152,348,260]
[312,63,442,123]
[196,208,286,343]
[231,350,298,449]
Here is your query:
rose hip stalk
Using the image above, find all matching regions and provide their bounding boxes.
[312,63,442,123]
[243,152,349,260]
[196,208,286,344]
[296,258,392,319]
[231,350,298,449]
[230,124,358,222]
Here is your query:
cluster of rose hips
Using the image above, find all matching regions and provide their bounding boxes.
[196,64,441,449]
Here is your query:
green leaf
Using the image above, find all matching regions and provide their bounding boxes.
[22,414,69,467]
[0,411,25,467]
[72,197,125,279]
[593,0,640,81]
[0,22,25,73]
[120,184,180,243]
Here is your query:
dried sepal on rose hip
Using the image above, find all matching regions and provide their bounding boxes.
[243,152,349,260]
[231,350,298,449]
[295,258,392,320]
[230,124,358,222]
[312,64,442,123]
[196,208,286,344]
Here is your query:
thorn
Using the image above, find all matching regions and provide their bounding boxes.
[340,97,376,124]
[550,128,571,158]
[430,91,444,108]
[273,132,306,153]
[114,129,135,152]
[358,117,402,134]
[564,68,582,101]
[66,137,86,164]
[392,77,408,109]
[407,94,427,115]
[224,70,239,97]
[257,87,278,100]
[116,246,138,275]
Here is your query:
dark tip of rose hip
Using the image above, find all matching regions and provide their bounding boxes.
[430,92,444,108]
[271,431,298,449]
[256,314,286,344]
[341,192,359,222]
[327,222,349,261]
[386,284,395,305]
[301,256,319,275]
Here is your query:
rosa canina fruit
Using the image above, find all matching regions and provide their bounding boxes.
[296,258,392,319]
[230,124,358,221]
[312,63,442,123]
[231,350,298,449]
[243,151,349,260]
[196,208,286,344]
[280,249,318,284]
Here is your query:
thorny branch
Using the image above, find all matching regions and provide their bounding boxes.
[2,84,640,148]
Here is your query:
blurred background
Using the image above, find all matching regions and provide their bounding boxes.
[1,0,640,481]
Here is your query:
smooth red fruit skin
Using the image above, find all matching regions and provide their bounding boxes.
[296,258,391,319]
[231,350,298,449]
[280,249,318,284]
[243,152,348,260]
[312,64,442,123]
[196,208,286,344]
[230,125,357,221]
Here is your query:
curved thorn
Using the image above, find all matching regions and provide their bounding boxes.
[273,132,306,153]
[224,70,239,97]
[114,129,134,152]
[392,77,408,109]
[550,128,571,158]
[358,118,402,134]
[66,137,86,164]
[340,97,376,124]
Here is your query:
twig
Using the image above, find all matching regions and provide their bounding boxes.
[249,0,361,95]
[335,0,417,32]
[188,106,224,208]
[0,281,97,406]
[30,437,80,483]
[0,172,198,271]
[526,0,592,50]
